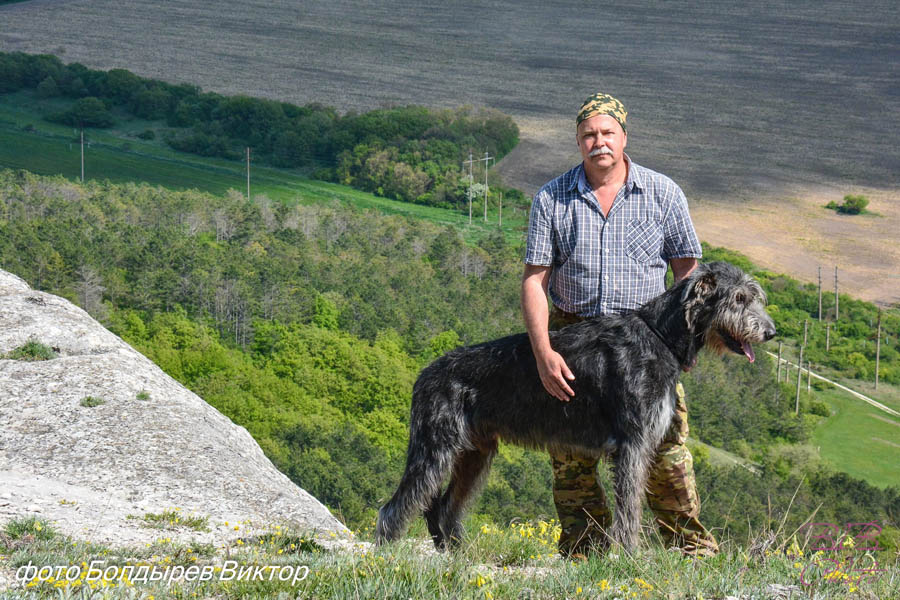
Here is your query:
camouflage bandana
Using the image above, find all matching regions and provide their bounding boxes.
[576,93,627,132]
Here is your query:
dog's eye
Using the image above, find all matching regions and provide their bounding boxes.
[735,293,747,304]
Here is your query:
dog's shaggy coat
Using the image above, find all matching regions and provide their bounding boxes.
[376,262,776,551]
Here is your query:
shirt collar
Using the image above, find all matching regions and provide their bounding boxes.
[569,154,645,194]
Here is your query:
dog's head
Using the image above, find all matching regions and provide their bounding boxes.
[682,262,776,362]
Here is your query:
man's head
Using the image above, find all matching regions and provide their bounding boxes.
[576,93,628,171]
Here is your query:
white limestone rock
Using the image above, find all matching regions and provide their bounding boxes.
[0,268,348,550]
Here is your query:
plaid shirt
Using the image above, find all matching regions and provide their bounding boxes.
[525,157,702,316]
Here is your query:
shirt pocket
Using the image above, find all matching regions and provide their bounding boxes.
[625,219,664,263]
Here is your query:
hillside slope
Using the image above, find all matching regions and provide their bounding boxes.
[0,268,347,549]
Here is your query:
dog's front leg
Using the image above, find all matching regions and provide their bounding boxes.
[610,439,653,551]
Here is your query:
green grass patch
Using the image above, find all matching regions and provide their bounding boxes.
[78,396,105,408]
[811,387,900,487]
[2,339,57,361]
[134,509,210,533]
[1,516,57,547]
[135,390,150,401]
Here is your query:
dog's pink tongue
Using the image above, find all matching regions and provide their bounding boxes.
[741,340,755,362]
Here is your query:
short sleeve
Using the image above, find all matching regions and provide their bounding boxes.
[661,185,702,260]
[524,190,553,266]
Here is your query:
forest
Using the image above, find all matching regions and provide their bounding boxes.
[1,169,897,544]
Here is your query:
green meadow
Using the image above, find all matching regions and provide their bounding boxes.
[811,386,900,487]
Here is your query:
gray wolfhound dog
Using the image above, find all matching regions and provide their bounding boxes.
[376,261,775,551]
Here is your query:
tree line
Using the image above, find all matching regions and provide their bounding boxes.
[0,51,526,211]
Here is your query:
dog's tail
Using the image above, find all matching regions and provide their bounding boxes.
[376,373,469,544]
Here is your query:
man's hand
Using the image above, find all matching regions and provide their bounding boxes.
[522,264,576,402]
[535,348,576,402]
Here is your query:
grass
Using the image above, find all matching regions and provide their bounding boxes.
[134,509,210,533]
[1,340,56,361]
[78,396,105,408]
[811,387,900,487]
[135,390,150,401]
[0,517,57,547]
[1,514,897,599]
[0,92,528,245]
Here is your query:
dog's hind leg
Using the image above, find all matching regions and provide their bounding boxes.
[376,435,455,544]
[423,492,445,548]
[431,439,498,550]
[376,390,465,545]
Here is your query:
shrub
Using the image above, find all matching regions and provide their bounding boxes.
[809,400,831,417]
[136,129,155,140]
[827,194,869,215]
[48,96,114,128]
[35,75,60,98]
[838,194,869,214]
[79,396,106,407]
[3,339,57,361]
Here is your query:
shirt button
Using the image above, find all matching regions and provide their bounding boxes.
[603,275,609,281]
[604,248,610,253]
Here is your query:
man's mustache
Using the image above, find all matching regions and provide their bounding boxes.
[588,147,614,157]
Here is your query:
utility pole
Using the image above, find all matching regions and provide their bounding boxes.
[875,310,882,390]
[498,192,502,227]
[834,266,839,320]
[803,319,809,348]
[246,147,251,200]
[795,345,804,414]
[817,266,822,322]
[826,323,831,352]
[463,152,475,225]
[776,341,783,382]
[80,128,85,182]
[478,151,494,222]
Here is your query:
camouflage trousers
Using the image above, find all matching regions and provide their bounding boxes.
[548,308,719,557]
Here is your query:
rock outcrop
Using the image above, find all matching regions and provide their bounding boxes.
[0,268,348,548]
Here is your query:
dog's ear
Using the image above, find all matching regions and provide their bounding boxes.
[682,268,717,328]
[681,268,717,303]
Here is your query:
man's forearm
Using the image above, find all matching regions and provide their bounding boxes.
[670,257,698,282]
[521,275,552,356]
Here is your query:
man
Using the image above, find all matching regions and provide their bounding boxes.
[522,92,718,557]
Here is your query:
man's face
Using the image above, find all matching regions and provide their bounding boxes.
[576,114,627,169]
